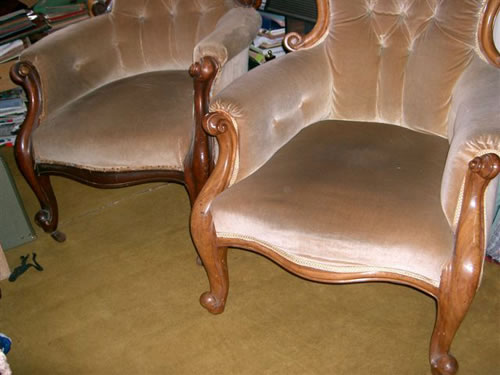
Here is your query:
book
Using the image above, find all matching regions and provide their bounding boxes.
[0,39,25,63]
[0,10,28,24]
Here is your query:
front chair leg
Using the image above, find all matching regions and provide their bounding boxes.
[19,165,65,242]
[430,153,500,375]
[11,61,65,242]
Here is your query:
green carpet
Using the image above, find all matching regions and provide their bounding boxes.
[0,147,498,374]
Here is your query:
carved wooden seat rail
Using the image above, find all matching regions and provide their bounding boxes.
[191,1,500,374]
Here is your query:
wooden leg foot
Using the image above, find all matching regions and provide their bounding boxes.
[197,243,229,315]
[200,291,225,314]
[431,354,458,375]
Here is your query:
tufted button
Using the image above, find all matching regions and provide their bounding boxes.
[378,34,387,48]
[365,0,375,15]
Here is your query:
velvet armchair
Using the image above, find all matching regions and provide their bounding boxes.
[191,0,500,374]
[10,0,261,242]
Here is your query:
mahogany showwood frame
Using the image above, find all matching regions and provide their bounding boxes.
[190,1,500,374]
[10,0,260,242]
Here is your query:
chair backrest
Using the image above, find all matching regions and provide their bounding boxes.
[110,0,237,71]
[324,0,489,137]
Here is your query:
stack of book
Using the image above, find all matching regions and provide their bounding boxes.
[0,88,26,147]
[249,12,286,67]
[34,1,90,31]
[0,9,47,47]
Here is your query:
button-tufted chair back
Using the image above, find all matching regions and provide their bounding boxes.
[325,0,488,137]
[21,0,245,118]
[111,0,236,71]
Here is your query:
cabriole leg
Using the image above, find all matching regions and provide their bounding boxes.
[430,153,500,374]
[16,160,65,242]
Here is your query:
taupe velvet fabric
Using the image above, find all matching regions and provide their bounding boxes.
[324,0,488,136]
[20,0,260,171]
[443,55,500,232]
[206,0,499,278]
[212,121,453,286]
[33,71,193,171]
[211,45,333,183]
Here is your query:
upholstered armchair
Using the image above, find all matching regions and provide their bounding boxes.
[191,0,500,373]
[10,0,261,241]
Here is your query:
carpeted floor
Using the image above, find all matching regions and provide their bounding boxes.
[0,147,499,375]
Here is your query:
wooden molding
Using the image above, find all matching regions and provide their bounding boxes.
[283,0,330,51]
[479,0,500,67]
[217,237,439,297]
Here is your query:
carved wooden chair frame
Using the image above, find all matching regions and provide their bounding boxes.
[191,1,500,375]
[10,0,261,242]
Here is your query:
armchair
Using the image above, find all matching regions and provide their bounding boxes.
[10,0,261,241]
[191,0,500,374]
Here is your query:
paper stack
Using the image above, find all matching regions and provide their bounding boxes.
[0,88,27,147]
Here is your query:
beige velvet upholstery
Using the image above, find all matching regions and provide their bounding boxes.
[204,0,500,282]
[212,121,453,286]
[20,0,260,171]
[33,71,193,171]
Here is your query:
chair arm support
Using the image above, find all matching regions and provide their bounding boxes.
[442,56,500,234]
[207,45,333,185]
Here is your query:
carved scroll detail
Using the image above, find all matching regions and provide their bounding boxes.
[283,0,330,51]
[203,111,231,136]
[479,0,500,67]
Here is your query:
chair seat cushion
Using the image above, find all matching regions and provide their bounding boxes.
[33,70,194,172]
[212,120,454,287]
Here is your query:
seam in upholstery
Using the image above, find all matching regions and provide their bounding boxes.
[217,232,440,288]
[109,14,126,75]
[139,0,149,70]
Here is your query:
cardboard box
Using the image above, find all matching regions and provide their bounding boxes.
[0,243,10,281]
